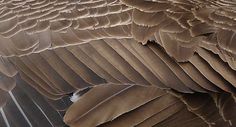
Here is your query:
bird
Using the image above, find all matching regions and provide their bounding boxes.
[0,0,235,126]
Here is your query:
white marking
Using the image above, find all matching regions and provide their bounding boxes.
[0,108,10,127]
[9,91,33,127]
[33,101,54,127]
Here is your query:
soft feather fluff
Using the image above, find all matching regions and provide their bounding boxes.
[0,0,235,127]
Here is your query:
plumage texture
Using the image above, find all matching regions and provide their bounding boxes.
[0,0,235,127]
